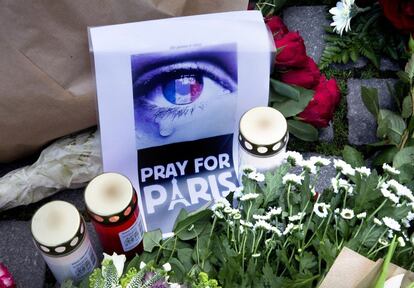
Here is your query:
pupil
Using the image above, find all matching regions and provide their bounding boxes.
[162,74,203,105]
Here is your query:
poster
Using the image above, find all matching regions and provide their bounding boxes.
[89,11,272,235]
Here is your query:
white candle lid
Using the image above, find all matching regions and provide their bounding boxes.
[31,201,80,247]
[240,106,287,145]
[84,172,133,217]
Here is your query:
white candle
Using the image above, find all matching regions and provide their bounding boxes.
[31,201,97,284]
[238,106,288,176]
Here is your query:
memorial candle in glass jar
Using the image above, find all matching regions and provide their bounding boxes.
[31,201,97,284]
[85,173,145,259]
[238,106,288,176]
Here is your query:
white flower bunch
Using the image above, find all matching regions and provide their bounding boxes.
[282,174,304,185]
[382,163,400,175]
[333,159,355,176]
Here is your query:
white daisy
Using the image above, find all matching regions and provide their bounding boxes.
[379,238,389,246]
[382,217,401,231]
[233,213,242,220]
[214,211,224,219]
[288,212,306,222]
[248,171,265,182]
[398,236,406,247]
[334,208,340,214]
[380,183,400,204]
[333,159,355,176]
[242,165,256,175]
[283,223,295,235]
[387,180,414,201]
[382,163,400,175]
[331,178,353,194]
[329,0,356,36]
[356,212,367,219]
[253,214,271,221]
[310,156,331,167]
[302,160,317,174]
[407,211,414,221]
[285,151,303,166]
[340,208,355,220]
[373,218,382,226]
[240,193,260,201]
[211,198,230,211]
[355,166,371,177]
[270,226,283,237]
[267,207,282,217]
[240,219,253,228]
[223,207,233,214]
[314,203,331,218]
[402,219,411,228]
[282,174,304,185]
[254,219,273,231]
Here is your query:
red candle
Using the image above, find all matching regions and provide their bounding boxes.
[85,173,144,259]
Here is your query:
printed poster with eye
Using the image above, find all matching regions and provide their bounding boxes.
[89,11,273,235]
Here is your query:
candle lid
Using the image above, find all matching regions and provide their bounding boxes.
[85,173,137,225]
[239,107,288,156]
[31,201,85,256]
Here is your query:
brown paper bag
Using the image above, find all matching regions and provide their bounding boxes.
[320,247,414,288]
[0,0,248,163]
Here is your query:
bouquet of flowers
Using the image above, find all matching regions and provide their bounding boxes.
[74,152,413,287]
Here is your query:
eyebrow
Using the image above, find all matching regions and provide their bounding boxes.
[130,43,237,82]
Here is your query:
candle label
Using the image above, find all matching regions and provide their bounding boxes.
[119,215,145,252]
[70,243,97,281]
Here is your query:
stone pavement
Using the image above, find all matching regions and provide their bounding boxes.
[0,5,401,287]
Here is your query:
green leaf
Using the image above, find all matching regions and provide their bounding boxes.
[398,163,414,184]
[270,79,300,101]
[361,86,379,117]
[377,109,406,145]
[354,171,380,210]
[173,209,189,231]
[396,71,410,84]
[402,96,413,118]
[271,87,314,117]
[168,258,186,283]
[405,53,414,83]
[143,229,162,252]
[393,147,414,168]
[297,251,317,273]
[177,248,193,271]
[287,120,318,142]
[174,208,212,238]
[342,145,364,168]
[372,146,398,166]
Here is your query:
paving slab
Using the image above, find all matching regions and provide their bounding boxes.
[319,122,334,142]
[347,79,397,145]
[0,221,45,288]
[283,6,329,62]
[380,58,400,72]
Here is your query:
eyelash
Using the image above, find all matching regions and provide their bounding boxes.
[133,61,235,122]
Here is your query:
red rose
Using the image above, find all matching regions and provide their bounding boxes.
[275,32,308,68]
[279,57,321,89]
[299,76,341,128]
[0,263,15,288]
[265,16,289,40]
[380,0,414,32]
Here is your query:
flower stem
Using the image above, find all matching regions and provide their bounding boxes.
[373,236,397,288]
[287,184,292,216]
[366,199,387,222]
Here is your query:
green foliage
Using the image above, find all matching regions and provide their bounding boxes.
[287,120,319,142]
[360,54,414,172]
[320,6,407,69]
[192,272,221,288]
[342,145,364,168]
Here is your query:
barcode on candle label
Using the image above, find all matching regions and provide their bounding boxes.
[70,244,97,281]
[119,215,145,252]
